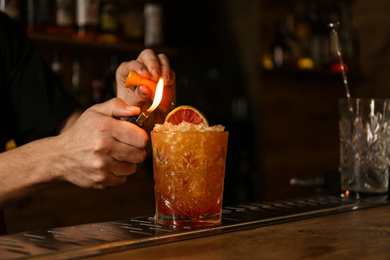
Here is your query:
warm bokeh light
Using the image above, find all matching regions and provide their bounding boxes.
[297,57,314,70]
[330,62,349,74]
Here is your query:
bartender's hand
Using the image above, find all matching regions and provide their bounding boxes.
[55,98,148,189]
[116,49,176,126]
[0,99,148,208]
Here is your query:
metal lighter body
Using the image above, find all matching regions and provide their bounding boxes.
[127,112,148,127]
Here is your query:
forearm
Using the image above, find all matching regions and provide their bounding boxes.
[0,137,62,209]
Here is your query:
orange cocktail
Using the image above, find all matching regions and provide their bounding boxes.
[151,122,229,227]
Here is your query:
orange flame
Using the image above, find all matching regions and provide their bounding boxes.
[147,77,164,113]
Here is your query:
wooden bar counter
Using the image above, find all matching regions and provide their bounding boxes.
[87,204,390,260]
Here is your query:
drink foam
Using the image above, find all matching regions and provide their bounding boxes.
[153,122,225,133]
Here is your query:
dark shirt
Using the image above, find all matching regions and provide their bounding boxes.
[0,12,80,235]
[0,11,79,148]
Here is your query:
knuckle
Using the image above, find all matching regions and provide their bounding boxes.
[93,138,111,153]
[116,62,126,78]
[110,97,121,105]
[134,150,146,163]
[142,48,154,55]
[126,149,145,164]
[128,164,137,174]
[91,117,110,134]
[96,184,106,190]
[158,53,168,63]
[118,176,127,185]
[90,151,110,171]
[138,131,149,148]
[129,130,149,148]
[91,158,108,172]
[92,173,108,184]
[105,97,124,110]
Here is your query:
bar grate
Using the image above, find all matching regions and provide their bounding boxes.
[0,195,387,259]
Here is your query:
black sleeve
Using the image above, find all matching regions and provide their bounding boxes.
[0,12,80,146]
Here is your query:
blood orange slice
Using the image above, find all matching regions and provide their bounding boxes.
[165,105,208,125]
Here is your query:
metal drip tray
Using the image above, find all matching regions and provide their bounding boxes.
[0,195,388,259]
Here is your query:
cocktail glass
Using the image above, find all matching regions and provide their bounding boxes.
[151,123,229,227]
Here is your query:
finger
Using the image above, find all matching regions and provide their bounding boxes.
[158,53,171,83]
[89,165,129,188]
[119,87,152,110]
[116,60,151,87]
[110,160,138,177]
[110,139,147,162]
[109,117,149,148]
[92,98,140,118]
[90,99,149,147]
[168,69,176,86]
[137,49,162,81]
[96,174,127,188]
[123,84,152,101]
[108,175,127,186]
[135,85,153,100]
[158,70,176,111]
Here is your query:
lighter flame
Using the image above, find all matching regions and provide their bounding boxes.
[147,77,164,113]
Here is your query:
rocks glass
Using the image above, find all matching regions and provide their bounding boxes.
[339,98,390,199]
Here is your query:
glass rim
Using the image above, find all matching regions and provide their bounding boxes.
[151,130,229,134]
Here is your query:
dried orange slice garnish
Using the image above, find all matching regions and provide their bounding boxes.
[165,105,208,125]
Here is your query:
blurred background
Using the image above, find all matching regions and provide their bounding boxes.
[2,0,389,233]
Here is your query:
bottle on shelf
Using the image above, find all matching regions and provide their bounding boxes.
[24,0,55,32]
[119,1,143,42]
[284,11,299,68]
[75,0,100,39]
[265,1,355,73]
[51,52,63,79]
[0,0,20,21]
[52,0,75,35]
[37,0,55,31]
[293,1,313,70]
[144,0,163,47]
[308,4,330,70]
[99,0,118,42]
[24,0,35,31]
[270,20,290,69]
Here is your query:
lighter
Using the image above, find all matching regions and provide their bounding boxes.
[126,76,164,128]
[127,112,149,127]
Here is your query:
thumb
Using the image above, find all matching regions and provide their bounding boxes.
[91,98,141,118]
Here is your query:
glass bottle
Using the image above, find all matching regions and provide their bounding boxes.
[271,20,290,69]
[144,0,163,47]
[75,0,100,39]
[55,0,75,35]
